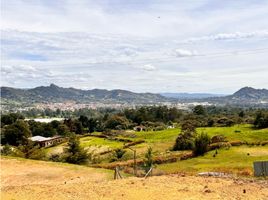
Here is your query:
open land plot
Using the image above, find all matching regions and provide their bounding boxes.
[1,157,268,200]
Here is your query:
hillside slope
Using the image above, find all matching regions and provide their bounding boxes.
[0,84,168,104]
[1,157,268,200]
[207,87,268,106]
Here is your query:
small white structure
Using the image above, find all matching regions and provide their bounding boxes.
[133,126,145,132]
[29,135,63,147]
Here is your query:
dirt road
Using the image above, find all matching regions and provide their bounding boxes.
[1,157,268,200]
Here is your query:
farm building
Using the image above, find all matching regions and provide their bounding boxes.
[133,125,146,132]
[29,135,64,147]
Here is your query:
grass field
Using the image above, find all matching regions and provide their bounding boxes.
[197,125,268,143]
[158,145,268,175]
[47,124,268,156]
[80,137,124,149]
[44,124,268,175]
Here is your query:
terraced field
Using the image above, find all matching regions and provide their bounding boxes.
[44,124,268,175]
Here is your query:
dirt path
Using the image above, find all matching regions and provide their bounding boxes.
[1,157,268,200]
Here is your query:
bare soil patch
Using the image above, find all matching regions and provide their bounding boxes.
[1,157,268,200]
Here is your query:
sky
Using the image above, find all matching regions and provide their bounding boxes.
[1,0,268,94]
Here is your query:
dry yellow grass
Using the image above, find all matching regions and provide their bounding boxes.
[1,157,268,200]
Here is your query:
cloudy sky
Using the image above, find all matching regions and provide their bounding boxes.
[1,0,268,94]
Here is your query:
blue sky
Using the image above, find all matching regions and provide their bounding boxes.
[1,0,268,94]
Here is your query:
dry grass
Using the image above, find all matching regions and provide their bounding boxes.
[1,157,268,200]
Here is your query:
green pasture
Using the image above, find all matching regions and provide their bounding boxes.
[158,145,268,175]
[197,124,268,143]
[80,136,124,149]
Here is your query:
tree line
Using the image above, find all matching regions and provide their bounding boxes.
[1,106,268,147]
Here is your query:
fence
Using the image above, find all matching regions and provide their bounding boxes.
[253,161,268,176]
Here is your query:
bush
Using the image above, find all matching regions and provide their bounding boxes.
[173,133,194,151]
[1,144,13,155]
[15,141,46,160]
[111,148,126,162]
[49,153,65,162]
[193,133,211,156]
[143,147,154,173]
[209,142,231,150]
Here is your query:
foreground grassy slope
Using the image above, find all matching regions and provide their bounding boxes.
[158,146,268,175]
[1,157,268,200]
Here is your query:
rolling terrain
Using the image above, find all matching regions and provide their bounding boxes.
[44,124,268,176]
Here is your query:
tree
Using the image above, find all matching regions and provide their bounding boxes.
[143,147,154,173]
[2,120,31,146]
[57,124,70,136]
[43,123,57,137]
[64,119,83,134]
[238,111,245,118]
[28,120,45,136]
[181,120,197,133]
[254,111,268,129]
[193,133,211,156]
[216,117,235,127]
[1,113,24,127]
[64,135,89,164]
[88,118,98,133]
[78,115,89,128]
[51,120,60,129]
[105,115,130,130]
[193,105,206,116]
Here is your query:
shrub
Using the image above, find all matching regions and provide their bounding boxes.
[15,141,46,160]
[1,144,13,155]
[49,153,65,162]
[143,147,154,173]
[173,132,194,151]
[193,133,211,156]
[111,148,126,162]
[209,142,231,150]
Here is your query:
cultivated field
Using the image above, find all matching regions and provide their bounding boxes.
[45,124,268,175]
[1,157,268,200]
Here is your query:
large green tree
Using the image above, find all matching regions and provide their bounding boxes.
[2,120,31,146]
[64,135,89,164]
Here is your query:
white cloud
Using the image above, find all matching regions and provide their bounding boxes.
[182,30,268,44]
[138,64,156,71]
[1,1,268,93]
[174,49,198,57]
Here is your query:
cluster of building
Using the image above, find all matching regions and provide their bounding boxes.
[35,102,134,111]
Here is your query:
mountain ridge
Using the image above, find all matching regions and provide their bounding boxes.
[1,85,268,106]
[0,84,169,104]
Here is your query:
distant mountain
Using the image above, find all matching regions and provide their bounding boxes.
[0,84,169,104]
[232,87,268,100]
[207,87,268,106]
[161,92,225,99]
[1,85,268,107]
